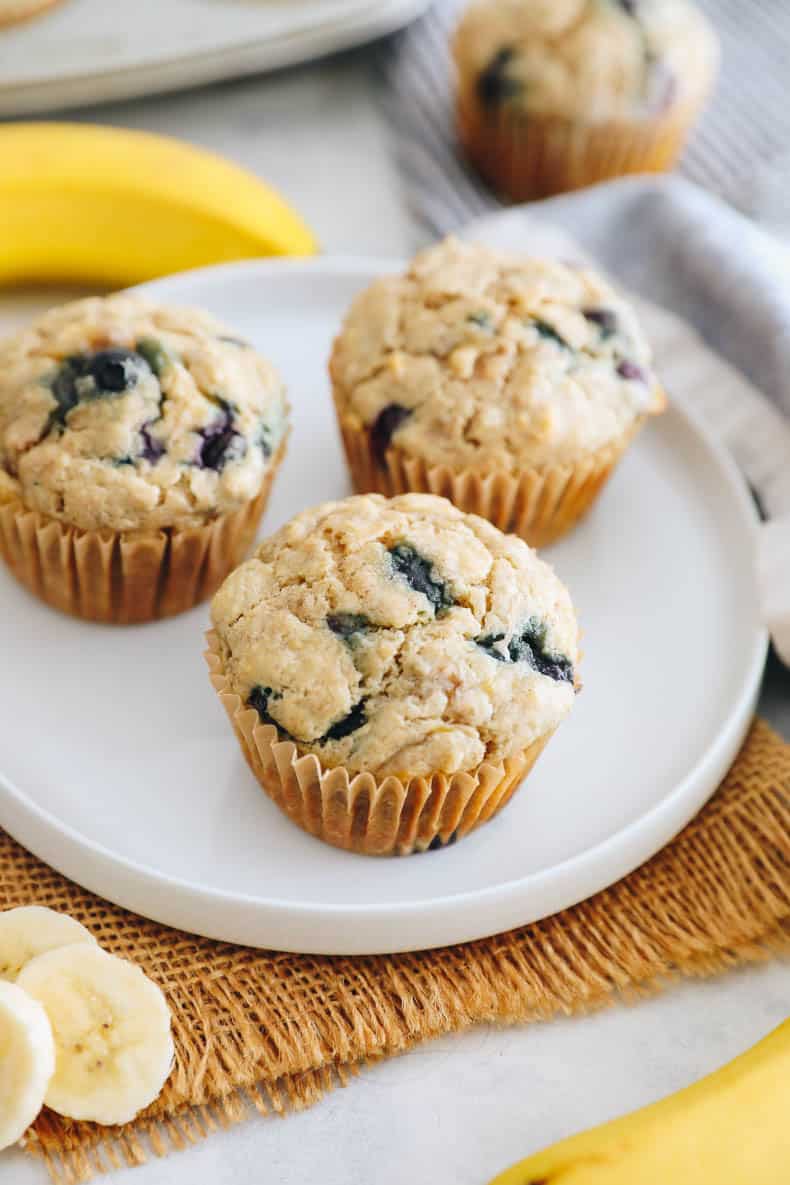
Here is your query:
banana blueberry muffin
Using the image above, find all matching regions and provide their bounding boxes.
[331,237,664,547]
[208,492,579,854]
[453,0,719,199]
[0,294,288,622]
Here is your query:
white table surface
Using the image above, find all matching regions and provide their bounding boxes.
[2,46,789,1185]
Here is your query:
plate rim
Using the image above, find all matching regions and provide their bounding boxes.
[0,0,430,117]
[0,255,768,954]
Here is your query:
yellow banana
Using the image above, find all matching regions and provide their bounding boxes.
[0,122,316,286]
[490,1018,790,1185]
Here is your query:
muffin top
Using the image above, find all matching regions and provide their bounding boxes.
[453,0,719,122]
[330,237,664,473]
[0,295,287,532]
[211,492,579,778]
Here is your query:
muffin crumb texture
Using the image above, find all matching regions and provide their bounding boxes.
[0,295,287,532]
[454,0,719,122]
[331,237,664,473]
[211,493,579,777]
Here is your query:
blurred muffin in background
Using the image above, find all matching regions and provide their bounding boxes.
[0,0,63,27]
[452,0,719,201]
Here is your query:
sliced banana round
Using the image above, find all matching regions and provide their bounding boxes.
[0,980,56,1150]
[17,944,174,1126]
[0,906,97,982]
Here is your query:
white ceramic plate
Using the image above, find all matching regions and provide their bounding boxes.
[0,0,428,116]
[0,258,766,955]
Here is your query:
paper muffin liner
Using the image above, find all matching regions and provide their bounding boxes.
[0,444,285,625]
[333,410,643,549]
[455,86,710,201]
[205,630,554,857]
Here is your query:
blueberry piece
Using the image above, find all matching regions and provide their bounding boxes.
[533,650,575,684]
[327,613,370,638]
[467,311,493,331]
[48,348,150,429]
[616,360,647,383]
[249,683,365,746]
[196,401,245,471]
[87,348,148,394]
[475,633,509,663]
[248,685,276,724]
[533,320,569,350]
[322,698,367,742]
[475,618,574,685]
[257,421,273,460]
[370,403,412,469]
[389,543,454,614]
[427,830,458,852]
[583,308,618,339]
[247,685,294,740]
[617,0,637,13]
[49,355,85,424]
[477,47,522,108]
[139,422,165,464]
[136,337,170,378]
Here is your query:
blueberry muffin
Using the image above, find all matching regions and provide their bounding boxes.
[330,237,664,548]
[0,295,288,623]
[206,492,579,855]
[453,0,719,200]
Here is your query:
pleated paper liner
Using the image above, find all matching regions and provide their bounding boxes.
[5,719,788,1184]
[454,86,710,201]
[204,629,553,856]
[0,444,285,625]
[334,412,643,549]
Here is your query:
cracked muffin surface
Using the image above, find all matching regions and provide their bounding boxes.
[211,492,579,777]
[453,0,719,123]
[0,294,288,532]
[330,237,664,474]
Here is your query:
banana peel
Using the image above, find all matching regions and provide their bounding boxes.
[0,122,317,286]
[490,1018,790,1185]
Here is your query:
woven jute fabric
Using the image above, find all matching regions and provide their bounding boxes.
[1,719,788,1183]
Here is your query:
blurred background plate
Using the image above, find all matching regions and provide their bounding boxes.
[0,0,430,115]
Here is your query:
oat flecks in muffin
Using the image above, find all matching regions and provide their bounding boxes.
[211,493,579,778]
[454,0,719,122]
[0,295,288,532]
[331,237,664,473]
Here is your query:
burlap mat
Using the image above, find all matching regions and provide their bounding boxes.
[1,719,789,1183]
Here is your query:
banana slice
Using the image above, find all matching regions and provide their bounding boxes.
[0,980,56,1151]
[17,945,174,1126]
[0,906,97,982]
